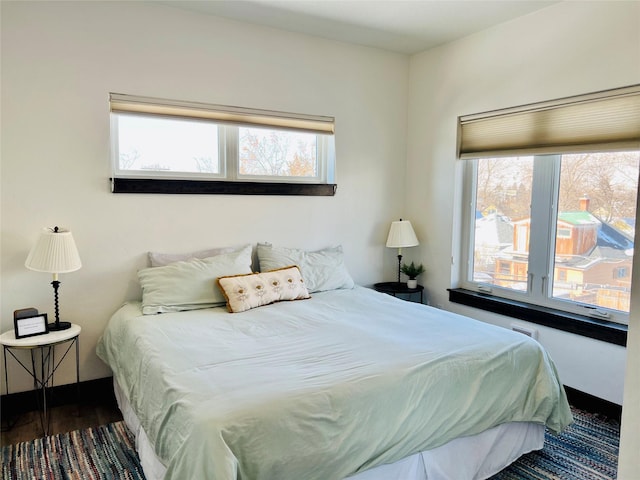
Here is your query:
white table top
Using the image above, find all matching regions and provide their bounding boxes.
[0,323,81,348]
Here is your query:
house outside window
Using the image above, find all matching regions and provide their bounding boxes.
[457,85,640,327]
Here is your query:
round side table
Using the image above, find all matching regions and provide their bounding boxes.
[0,324,81,436]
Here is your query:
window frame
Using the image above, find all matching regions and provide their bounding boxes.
[459,153,635,327]
[448,288,627,346]
[109,93,337,196]
[232,126,333,184]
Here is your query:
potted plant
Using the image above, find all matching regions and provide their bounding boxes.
[401,261,425,288]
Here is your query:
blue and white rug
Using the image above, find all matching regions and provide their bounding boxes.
[1,407,619,480]
[491,408,619,479]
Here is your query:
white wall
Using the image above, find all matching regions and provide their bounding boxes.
[0,1,409,392]
[406,1,639,475]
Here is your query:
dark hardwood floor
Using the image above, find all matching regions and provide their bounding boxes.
[1,395,123,447]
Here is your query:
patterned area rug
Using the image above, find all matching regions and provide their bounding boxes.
[491,408,620,479]
[1,421,145,480]
[1,407,619,480]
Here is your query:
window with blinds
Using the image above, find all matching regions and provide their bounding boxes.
[457,85,640,159]
[109,93,336,195]
[457,85,640,328]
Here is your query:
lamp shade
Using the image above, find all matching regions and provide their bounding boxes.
[386,220,419,248]
[25,227,82,274]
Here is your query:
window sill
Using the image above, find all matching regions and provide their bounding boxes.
[448,288,627,347]
[111,178,337,196]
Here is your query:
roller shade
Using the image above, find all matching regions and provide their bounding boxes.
[458,85,640,159]
[110,93,335,135]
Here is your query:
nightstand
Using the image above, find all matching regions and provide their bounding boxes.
[0,324,81,436]
[374,282,424,303]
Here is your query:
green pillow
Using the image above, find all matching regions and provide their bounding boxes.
[138,245,253,315]
[257,244,354,293]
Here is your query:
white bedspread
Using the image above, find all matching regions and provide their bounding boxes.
[97,286,572,480]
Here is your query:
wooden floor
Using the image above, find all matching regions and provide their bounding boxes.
[1,398,123,447]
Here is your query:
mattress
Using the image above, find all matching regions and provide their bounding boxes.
[97,286,572,480]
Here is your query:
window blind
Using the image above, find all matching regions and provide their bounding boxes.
[109,93,335,135]
[457,85,640,159]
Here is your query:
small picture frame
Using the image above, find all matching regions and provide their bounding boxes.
[14,313,49,339]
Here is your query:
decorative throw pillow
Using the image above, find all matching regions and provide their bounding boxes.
[138,245,253,315]
[148,245,244,267]
[218,266,310,313]
[256,244,355,293]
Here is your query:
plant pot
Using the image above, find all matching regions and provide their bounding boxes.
[407,279,418,289]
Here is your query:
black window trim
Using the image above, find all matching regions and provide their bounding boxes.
[448,287,627,346]
[111,177,337,196]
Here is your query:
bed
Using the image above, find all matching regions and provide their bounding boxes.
[96,244,572,480]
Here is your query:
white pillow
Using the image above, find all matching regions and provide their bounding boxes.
[138,245,253,315]
[218,266,310,313]
[148,245,242,267]
[256,244,354,293]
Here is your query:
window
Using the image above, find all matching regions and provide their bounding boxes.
[464,152,638,324]
[238,127,321,180]
[615,267,629,279]
[109,94,336,195]
[116,115,222,177]
[557,269,567,282]
[457,85,640,327]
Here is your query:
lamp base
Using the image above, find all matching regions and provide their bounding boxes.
[48,321,71,331]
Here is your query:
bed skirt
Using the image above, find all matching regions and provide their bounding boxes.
[113,378,544,480]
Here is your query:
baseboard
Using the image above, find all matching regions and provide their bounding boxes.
[0,377,116,418]
[564,385,622,421]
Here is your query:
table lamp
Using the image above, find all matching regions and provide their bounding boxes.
[386,219,419,283]
[25,226,82,331]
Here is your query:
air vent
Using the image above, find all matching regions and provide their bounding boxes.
[511,323,538,340]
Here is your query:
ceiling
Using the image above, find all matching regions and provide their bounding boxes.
[160,0,559,54]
